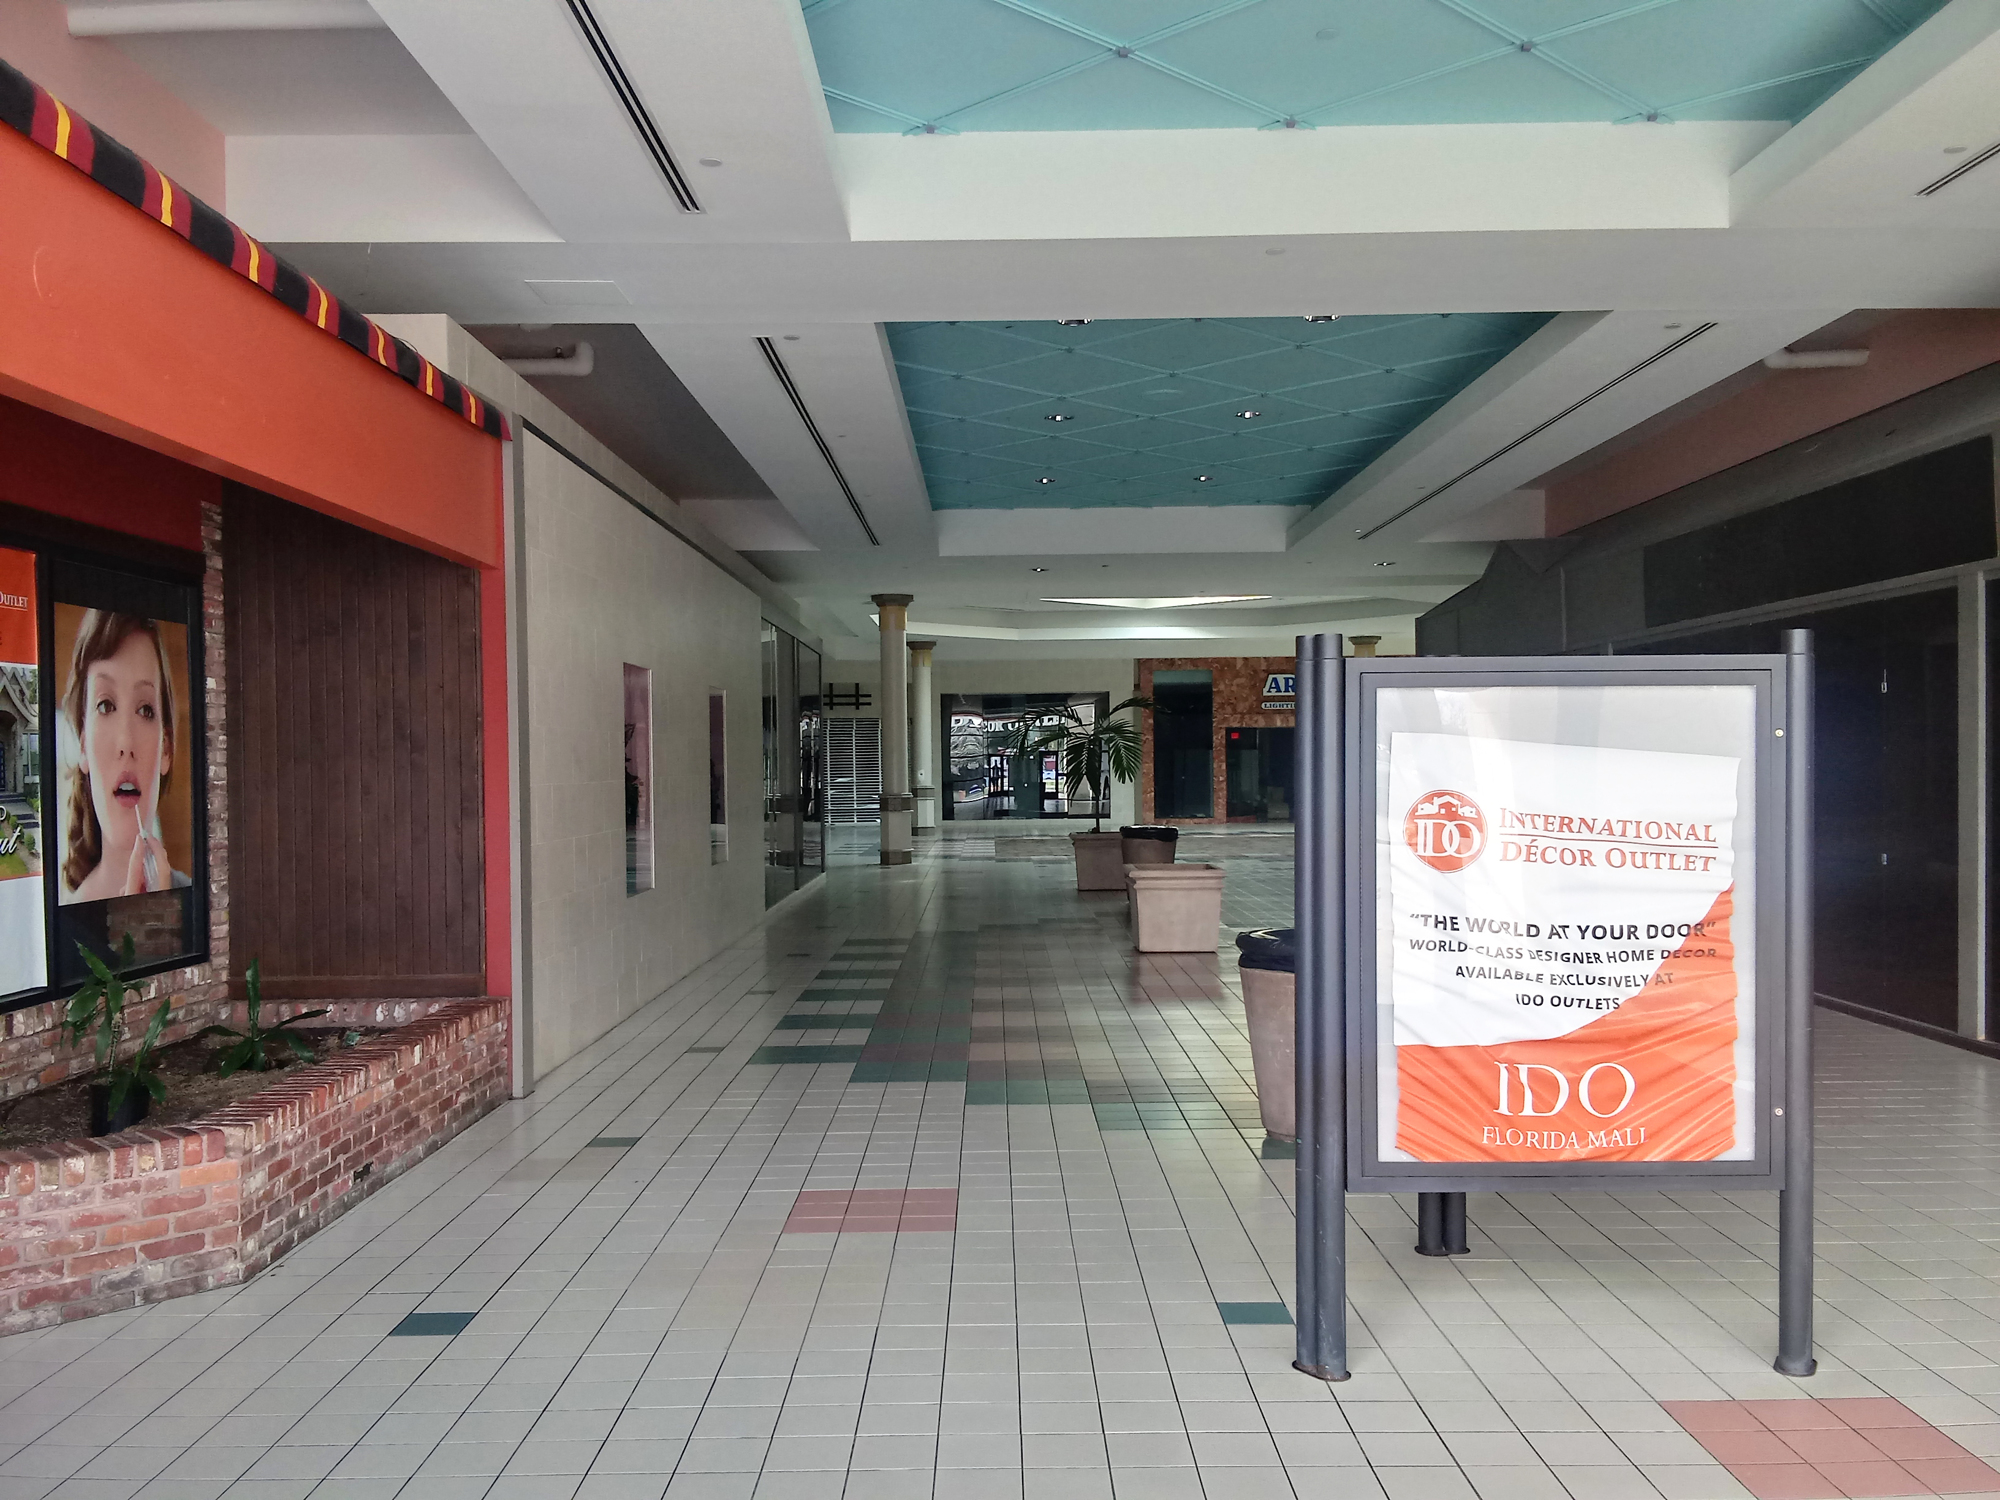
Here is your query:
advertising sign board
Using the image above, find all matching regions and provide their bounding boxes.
[1290,634,1813,1386]
[0,546,44,999]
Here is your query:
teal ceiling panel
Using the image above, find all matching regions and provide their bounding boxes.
[801,0,1950,132]
[888,313,1552,511]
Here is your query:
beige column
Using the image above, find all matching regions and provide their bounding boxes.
[1349,635,1381,657]
[909,640,938,834]
[873,595,914,865]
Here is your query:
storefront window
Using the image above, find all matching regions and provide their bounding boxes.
[1152,669,1213,820]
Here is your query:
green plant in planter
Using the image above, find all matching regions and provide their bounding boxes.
[199,959,329,1075]
[1001,697,1158,833]
[63,935,173,1119]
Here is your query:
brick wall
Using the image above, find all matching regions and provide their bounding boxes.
[0,499,231,1104]
[1137,656,1297,824]
[0,997,507,1335]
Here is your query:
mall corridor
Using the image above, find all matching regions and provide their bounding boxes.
[5,839,2000,1500]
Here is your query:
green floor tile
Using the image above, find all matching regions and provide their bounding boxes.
[1217,1302,1293,1326]
[390,1312,477,1337]
[772,1015,863,1030]
[750,1044,865,1065]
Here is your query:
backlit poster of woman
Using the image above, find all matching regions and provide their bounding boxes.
[52,601,198,971]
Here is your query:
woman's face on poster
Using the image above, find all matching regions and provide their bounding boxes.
[82,629,169,834]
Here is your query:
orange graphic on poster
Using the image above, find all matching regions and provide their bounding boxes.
[0,548,34,666]
[1395,886,1738,1163]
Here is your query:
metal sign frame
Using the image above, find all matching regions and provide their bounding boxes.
[1293,632,1816,1384]
[1348,656,1788,1195]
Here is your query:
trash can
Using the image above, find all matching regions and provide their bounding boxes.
[1120,824,1179,866]
[1236,927,1296,1141]
[1127,863,1224,952]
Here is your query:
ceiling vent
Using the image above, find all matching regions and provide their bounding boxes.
[1918,142,2000,197]
[562,0,701,213]
[1356,323,1718,541]
[756,338,879,547]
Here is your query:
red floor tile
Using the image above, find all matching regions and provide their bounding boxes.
[1750,1401,1848,1431]
[1783,1429,1890,1465]
[1664,1400,1766,1432]
[1817,1461,1922,1498]
[1898,1456,2000,1494]
[1731,1463,1845,1499]
[1827,1400,1929,1430]
[781,1187,959,1233]
[1707,1431,1813,1466]
[1666,1397,2000,1499]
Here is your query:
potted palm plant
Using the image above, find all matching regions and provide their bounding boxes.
[1003,696,1156,890]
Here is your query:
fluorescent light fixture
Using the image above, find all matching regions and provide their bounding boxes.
[1040,595,1273,610]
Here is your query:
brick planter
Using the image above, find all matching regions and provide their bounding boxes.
[0,997,508,1336]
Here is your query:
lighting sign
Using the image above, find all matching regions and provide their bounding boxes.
[1264,673,1296,697]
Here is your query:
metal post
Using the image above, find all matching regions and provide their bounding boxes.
[1776,629,1817,1377]
[1415,1192,1469,1256]
[1294,633,1348,1382]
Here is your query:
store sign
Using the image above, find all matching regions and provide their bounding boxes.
[1263,673,1296,697]
[0,547,44,998]
[1364,679,1765,1179]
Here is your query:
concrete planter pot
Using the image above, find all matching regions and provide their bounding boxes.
[1070,831,1126,891]
[1127,864,1224,953]
[1236,929,1297,1141]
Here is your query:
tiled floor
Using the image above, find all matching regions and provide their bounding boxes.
[6,836,2000,1500]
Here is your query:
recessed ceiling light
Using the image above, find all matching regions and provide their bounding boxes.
[699,157,723,167]
[1264,247,1286,256]
[1663,322,1683,330]
[1038,476,1057,484]
[1237,410,1261,419]
[1375,560,1396,567]
[1031,567,1049,573]
[1046,413,1072,421]
[1315,26,1338,39]
[1305,315,1337,323]
[1945,145,1969,154]
[1041,595,1273,609]
[1195,474,1213,482]
[1057,319,1092,326]
[782,334,800,341]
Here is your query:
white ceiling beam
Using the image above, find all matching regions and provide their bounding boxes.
[1733,0,2000,228]
[638,323,936,558]
[840,121,1779,243]
[66,0,380,33]
[1290,308,1847,550]
[364,0,846,243]
[227,136,558,243]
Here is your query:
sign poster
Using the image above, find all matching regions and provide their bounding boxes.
[1376,685,1758,1165]
[0,547,44,997]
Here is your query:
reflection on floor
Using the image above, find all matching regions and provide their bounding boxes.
[5,840,2000,1500]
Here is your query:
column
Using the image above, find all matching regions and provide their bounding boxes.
[873,594,914,865]
[909,640,938,835]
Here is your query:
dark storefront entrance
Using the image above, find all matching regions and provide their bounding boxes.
[1634,590,1960,1030]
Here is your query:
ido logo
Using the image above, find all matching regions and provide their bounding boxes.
[1404,789,1486,872]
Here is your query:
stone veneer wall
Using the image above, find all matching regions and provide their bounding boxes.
[1137,656,1299,825]
[0,997,508,1335]
[0,500,232,1103]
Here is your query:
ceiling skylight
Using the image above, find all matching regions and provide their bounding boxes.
[1040,595,1273,609]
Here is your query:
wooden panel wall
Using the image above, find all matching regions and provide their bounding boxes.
[224,487,484,999]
